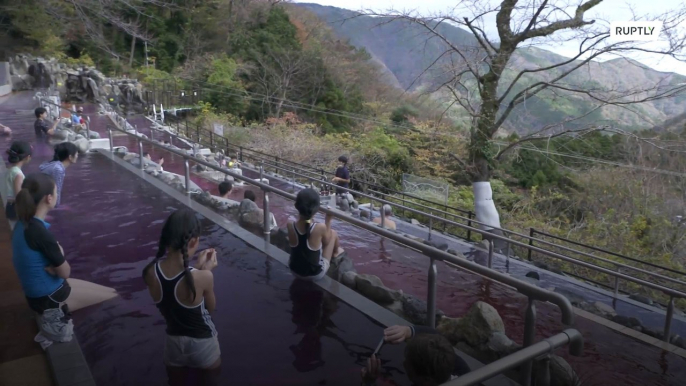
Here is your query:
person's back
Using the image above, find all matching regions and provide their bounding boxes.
[143,208,221,376]
[288,189,341,281]
[40,142,79,206]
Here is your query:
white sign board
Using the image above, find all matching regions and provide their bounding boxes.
[213,123,224,136]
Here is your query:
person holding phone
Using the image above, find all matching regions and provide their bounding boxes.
[361,325,470,386]
[142,208,221,385]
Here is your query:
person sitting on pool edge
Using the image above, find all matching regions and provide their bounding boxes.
[142,208,221,384]
[287,188,344,281]
[34,107,60,140]
[372,205,397,231]
[39,142,79,207]
[12,173,117,317]
[143,152,165,171]
[361,325,470,386]
[228,155,242,176]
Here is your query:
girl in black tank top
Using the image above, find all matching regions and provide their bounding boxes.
[288,189,342,281]
[143,208,221,377]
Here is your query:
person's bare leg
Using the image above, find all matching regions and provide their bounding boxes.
[323,229,344,262]
[64,278,118,311]
[166,366,186,386]
[201,358,222,386]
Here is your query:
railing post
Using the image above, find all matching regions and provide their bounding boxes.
[275,156,279,174]
[521,298,537,386]
[108,128,113,152]
[467,211,473,241]
[210,131,214,149]
[427,258,438,329]
[85,116,91,142]
[664,297,675,343]
[528,228,535,261]
[150,124,154,141]
[239,146,244,162]
[138,138,144,171]
[380,200,386,228]
[184,159,191,194]
[259,165,264,182]
[488,239,494,269]
[613,269,621,298]
[263,189,271,243]
[428,212,433,241]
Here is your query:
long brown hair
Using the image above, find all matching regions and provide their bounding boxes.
[15,173,56,223]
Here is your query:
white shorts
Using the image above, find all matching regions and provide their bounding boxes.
[293,258,330,281]
[163,335,221,369]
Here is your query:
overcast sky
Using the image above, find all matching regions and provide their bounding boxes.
[294,0,686,76]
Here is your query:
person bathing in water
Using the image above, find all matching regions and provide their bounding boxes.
[40,142,78,207]
[143,208,221,385]
[287,188,344,281]
[143,152,165,171]
[12,173,117,316]
[5,141,32,227]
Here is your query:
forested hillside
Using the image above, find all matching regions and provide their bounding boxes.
[297,3,686,134]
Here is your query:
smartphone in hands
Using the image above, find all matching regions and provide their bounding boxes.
[372,337,385,357]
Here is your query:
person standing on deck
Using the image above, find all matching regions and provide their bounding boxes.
[5,141,32,227]
[12,173,117,316]
[34,107,59,140]
[39,142,78,207]
[142,208,221,385]
[332,155,350,196]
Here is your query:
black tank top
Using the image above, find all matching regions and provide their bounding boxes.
[288,222,323,277]
[154,263,217,339]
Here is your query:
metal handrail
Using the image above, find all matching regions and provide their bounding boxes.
[106,110,579,386]
[144,114,686,301]
[445,329,584,386]
[531,228,686,276]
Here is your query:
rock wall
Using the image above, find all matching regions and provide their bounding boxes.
[9,55,145,112]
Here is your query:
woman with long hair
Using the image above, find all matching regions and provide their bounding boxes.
[5,141,32,225]
[12,173,116,315]
[142,208,221,385]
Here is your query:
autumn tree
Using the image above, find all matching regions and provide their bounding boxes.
[364,0,686,234]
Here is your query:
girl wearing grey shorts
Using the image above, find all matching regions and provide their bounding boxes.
[143,208,220,385]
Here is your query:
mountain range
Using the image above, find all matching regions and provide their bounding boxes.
[296,3,686,135]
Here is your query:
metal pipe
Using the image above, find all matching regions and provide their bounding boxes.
[429,214,433,241]
[445,329,583,386]
[263,190,271,243]
[85,117,91,142]
[138,139,144,171]
[521,298,537,386]
[528,228,535,261]
[663,297,675,343]
[614,270,621,298]
[184,159,191,194]
[380,200,386,228]
[259,165,264,182]
[108,128,113,152]
[427,258,438,328]
[488,240,494,269]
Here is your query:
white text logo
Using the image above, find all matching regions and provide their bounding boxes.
[610,22,662,41]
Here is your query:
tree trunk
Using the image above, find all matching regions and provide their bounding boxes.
[471,75,502,232]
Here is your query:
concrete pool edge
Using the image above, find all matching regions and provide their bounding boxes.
[99,149,519,386]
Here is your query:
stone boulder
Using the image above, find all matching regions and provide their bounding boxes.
[326,252,355,281]
[73,138,89,153]
[341,271,357,289]
[460,301,505,347]
[270,227,291,253]
[536,355,579,386]
[11,74,34,91]
[401,294,445,326]
[354,274,402,305]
